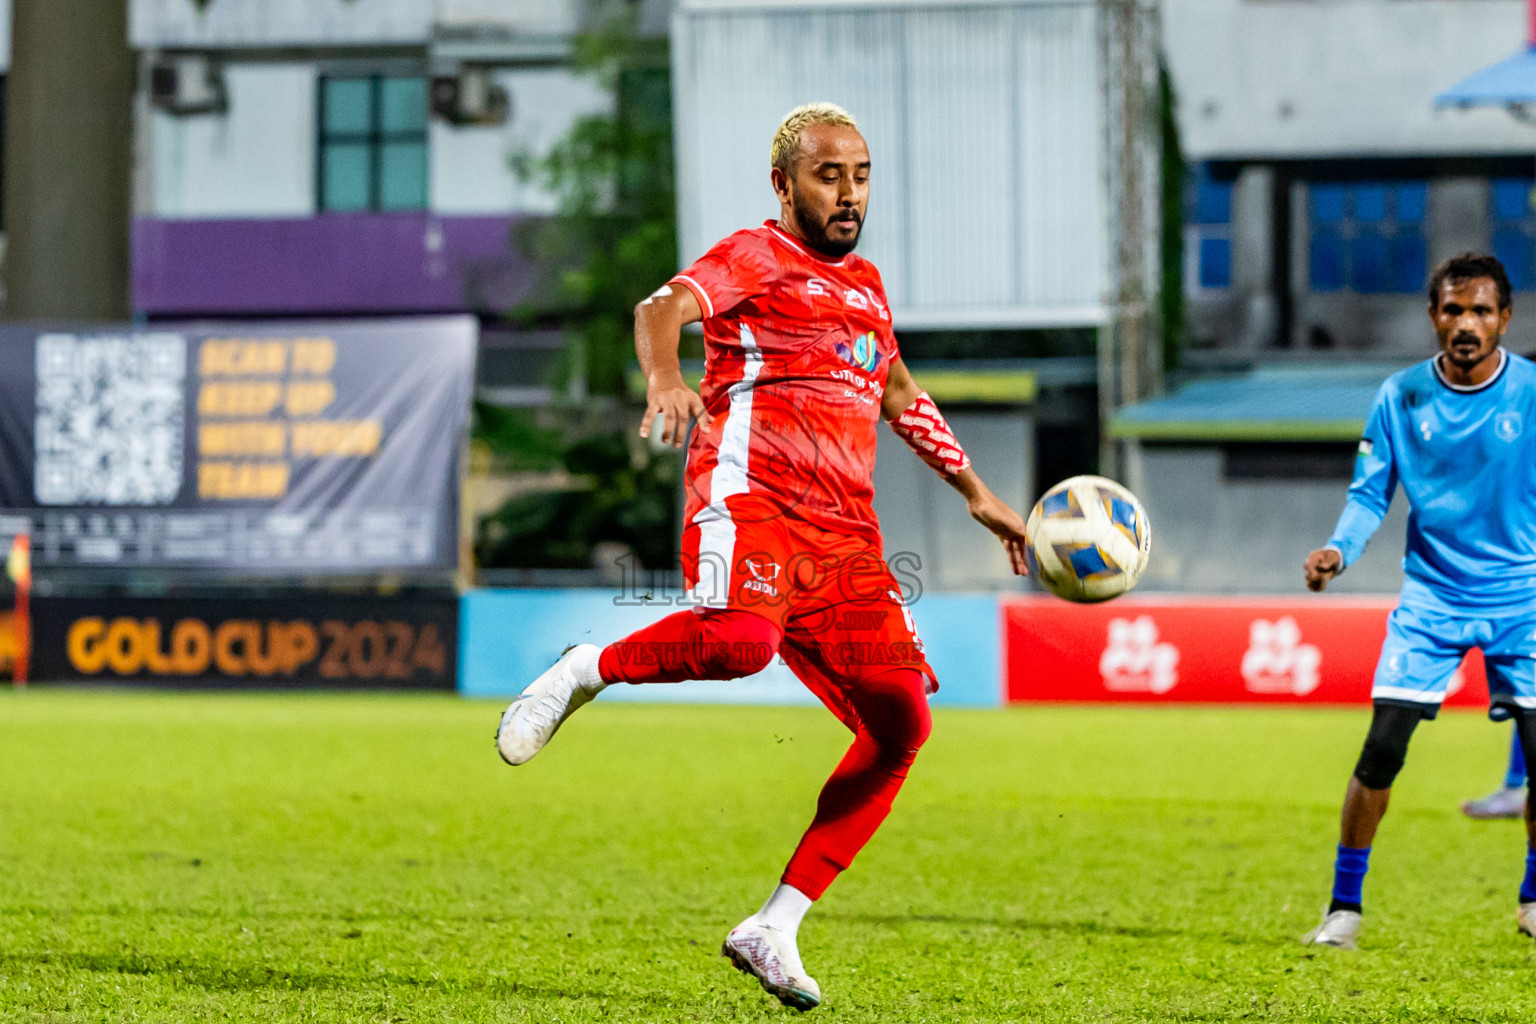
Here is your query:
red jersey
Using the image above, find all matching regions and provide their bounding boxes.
[670,221,897,546]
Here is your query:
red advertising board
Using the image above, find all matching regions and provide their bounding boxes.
[1004,596,1490,709]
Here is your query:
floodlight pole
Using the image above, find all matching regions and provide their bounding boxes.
[1098,0,1162,478]
[4,0,132,319]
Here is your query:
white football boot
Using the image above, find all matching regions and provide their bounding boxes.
[1303,909,1362,951]
[1517,902,1536,939]
[495,644,605,766]
[1461,786,1527,820]
[722,920,822,1012]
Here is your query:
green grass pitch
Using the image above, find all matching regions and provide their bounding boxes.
[5,691,1536,1022]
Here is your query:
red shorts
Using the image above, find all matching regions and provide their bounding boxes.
[681,494,937,728]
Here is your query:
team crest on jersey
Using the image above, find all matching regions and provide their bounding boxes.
[1496,411,1522,442]
[835,331,882,373]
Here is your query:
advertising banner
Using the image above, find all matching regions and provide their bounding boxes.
[460,589,1003,708]
[30,595,458,689]
[0,318,476,572]
[1004,596,1490,710]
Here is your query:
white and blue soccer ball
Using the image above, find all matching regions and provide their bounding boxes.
[1024,475,1152,603]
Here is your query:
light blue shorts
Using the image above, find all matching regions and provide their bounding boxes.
[1372,603,1536,720]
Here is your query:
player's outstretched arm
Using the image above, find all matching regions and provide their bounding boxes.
[947,467,1030,577]
[635,284,711,448]
[881,357,1029,576]
[1305,392,1396,592]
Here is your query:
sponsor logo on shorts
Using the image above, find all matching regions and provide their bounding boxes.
[741,558,780,597]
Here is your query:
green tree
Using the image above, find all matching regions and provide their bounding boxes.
[473,8,681,573]
[475,433,676,571]
[513,9,676,397]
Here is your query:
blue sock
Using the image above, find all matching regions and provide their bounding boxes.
[1331,844,1370,910]
[1508,728,1528,790]
[1520,848,1536,904]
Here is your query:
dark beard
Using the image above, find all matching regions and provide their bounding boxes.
[792,196,861,258]
[1444,331,1494,368]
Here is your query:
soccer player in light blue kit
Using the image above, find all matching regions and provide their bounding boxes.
[1302,253,1536,949]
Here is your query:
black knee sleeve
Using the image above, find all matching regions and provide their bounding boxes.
[1511,709,1536,784]
[1352,702,1423,790]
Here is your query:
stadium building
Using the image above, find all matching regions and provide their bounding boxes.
[121,0,1129,592]
[4,0,1527,597]
[128,0,649,408]
[1121,0,1536,592]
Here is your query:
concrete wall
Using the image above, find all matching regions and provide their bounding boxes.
[1287,177,1536,355]
[872,411,1033,593]
[1185,165,1276,352]
[144,62,609,219]
[436,0,584,35]
[672,0,1106,329]
[130,0,589,48]
[131,0,432,48]
[1188,172,1536,356]
[1167,0,1536,354]
[1126,443,1412,595]
[429,67,612,216]
[150,64,315,218]
[1163,0,1532,160]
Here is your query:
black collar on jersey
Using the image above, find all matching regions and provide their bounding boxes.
[1432,346,1507,393]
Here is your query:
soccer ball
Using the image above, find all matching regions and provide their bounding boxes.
[1024,475,1151,603]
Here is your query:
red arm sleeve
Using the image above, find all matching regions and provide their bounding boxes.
[669,230,779,320]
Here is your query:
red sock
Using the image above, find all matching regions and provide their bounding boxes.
[597,608,781,683]
[780,669,932,900]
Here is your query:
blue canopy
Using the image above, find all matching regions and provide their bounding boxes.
[1436,46,1536,108]
[1108,365,1399,442]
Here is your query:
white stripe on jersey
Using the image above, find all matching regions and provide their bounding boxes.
[673,274,715,319]
[687,323,762,607]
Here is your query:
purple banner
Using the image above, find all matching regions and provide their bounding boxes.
[132,213,539,316]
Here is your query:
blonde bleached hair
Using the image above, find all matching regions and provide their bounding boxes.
[771,102,859,171]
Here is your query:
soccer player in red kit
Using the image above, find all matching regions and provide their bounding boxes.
[496,102,1029,1011]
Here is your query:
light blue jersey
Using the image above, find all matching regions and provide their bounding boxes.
[1326,348,1536,717]
[1329,348,1536,614]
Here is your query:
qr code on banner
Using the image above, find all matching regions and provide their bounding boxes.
[34,333,187,505]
